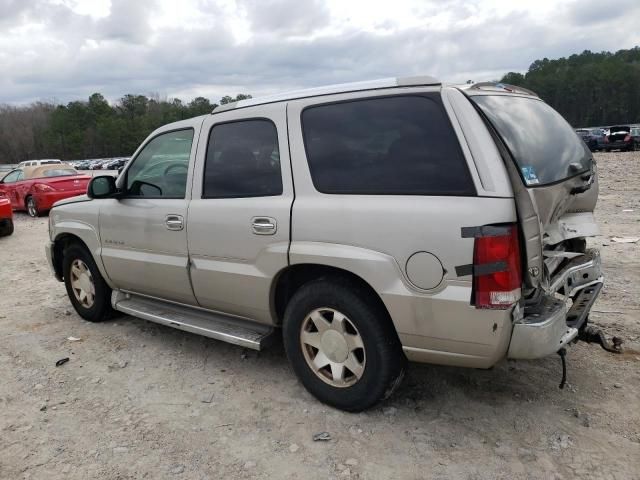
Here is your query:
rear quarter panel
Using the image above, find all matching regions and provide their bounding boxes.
[287,87,518,367]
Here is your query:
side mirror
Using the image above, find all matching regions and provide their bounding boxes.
[87,175,118,199]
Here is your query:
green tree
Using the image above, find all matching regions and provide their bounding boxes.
[500,47,640,126]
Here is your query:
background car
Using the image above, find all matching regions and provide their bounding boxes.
[604,125,635,151]
[17,159,63,168]
[0,165,91,217]
[102,158,129,170]
[576,128,606,151]
[0,191,13,236]
[630,126,640,149]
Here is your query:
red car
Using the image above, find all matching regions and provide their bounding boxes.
[0,191,13,236]
[0,166,92,217]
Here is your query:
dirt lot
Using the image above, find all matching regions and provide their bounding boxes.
[1,152,639,480]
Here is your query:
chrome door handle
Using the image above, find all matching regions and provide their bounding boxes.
[165,214,184,231]
[251,217,277,235]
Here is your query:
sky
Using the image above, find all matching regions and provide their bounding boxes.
[1,0,639,105]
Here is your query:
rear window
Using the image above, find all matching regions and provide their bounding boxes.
[42,169,77,177]
[473,95,592,186]
[301,95,475,195]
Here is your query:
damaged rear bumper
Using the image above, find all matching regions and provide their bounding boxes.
[508,250,603,360]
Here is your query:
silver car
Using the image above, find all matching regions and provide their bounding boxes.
[46,77,602,411]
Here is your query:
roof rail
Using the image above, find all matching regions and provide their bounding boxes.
[467,82,538,97]
[212,75,441,113]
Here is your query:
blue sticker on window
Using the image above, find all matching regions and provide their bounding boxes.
[521,166,540,185]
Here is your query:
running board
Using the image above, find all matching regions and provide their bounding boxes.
[112,293,275,350]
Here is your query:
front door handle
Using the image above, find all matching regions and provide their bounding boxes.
[251,217,277,235]
[165,214,184,231]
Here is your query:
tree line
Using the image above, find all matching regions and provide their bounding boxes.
[0,93,251,164]
[500,47,640,127]
[2,46,639,164]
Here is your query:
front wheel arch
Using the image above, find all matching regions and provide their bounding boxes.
[53,234,92,281]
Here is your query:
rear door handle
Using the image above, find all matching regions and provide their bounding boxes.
[165,214,184,231]
[251,217,277,235]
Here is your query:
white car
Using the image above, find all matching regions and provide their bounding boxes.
[18,159,63,168]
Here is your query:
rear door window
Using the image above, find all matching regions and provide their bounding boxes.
[301,95,475,195]
[203,120,282,198]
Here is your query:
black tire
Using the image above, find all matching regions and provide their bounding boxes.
[283,278,406,412]
[62,243,114,322]
[0,218,13,237]
[26,196,42,218]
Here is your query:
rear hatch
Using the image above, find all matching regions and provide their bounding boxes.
[607,126,631,144]
[465,91,599,294]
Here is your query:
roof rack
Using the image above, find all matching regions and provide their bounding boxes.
[212,75,441,113]
[467,82,538,97]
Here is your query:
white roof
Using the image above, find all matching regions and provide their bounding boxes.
[213,75,440,113]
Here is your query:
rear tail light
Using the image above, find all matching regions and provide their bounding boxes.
[34,183,55,192]
[624,134,631,142]
[604,136,609,143]
[473,224,522,309]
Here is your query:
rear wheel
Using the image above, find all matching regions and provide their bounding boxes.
[283,279,406,411]
[62,244,114,322]
[0,219,13,237]
[26,196,41,217]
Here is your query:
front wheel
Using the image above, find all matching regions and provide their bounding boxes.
[26,196,41,217]
[283,279,406,412]
[62,244,114,322]
[0,219,13,237]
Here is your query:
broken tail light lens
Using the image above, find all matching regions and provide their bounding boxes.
[473,224,522,309]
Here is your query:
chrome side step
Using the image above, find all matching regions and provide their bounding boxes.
[112,293,275,350]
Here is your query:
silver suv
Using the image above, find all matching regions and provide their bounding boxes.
[46,76,603,411]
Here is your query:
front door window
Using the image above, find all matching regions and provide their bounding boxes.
[124,129,194,198]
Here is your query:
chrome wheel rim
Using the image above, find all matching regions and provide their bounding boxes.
[300,308,366,388]
[27,198,36,217]
[70,259,95,308]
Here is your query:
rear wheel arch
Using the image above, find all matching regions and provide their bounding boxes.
[272,264,398,335]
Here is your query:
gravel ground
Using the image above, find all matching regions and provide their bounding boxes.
[0,152,639,479]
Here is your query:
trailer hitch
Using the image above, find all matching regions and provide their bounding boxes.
[578,325,623,354]
[557,326,622,390]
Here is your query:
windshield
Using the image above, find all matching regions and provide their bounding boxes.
[473,95,592,186]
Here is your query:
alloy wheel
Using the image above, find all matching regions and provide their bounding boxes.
[299,308,366,387]
[70,259,95,308]
[27,197,37,217]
